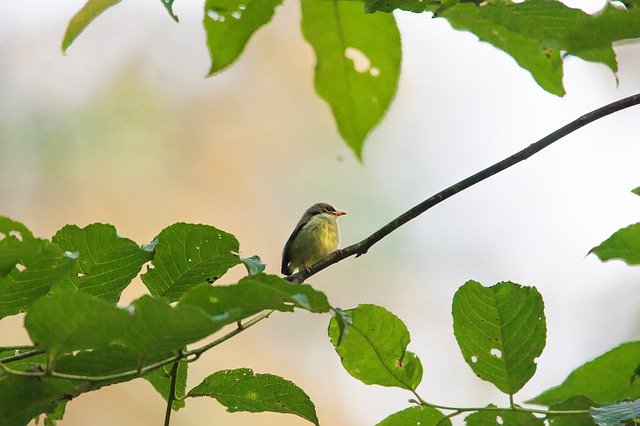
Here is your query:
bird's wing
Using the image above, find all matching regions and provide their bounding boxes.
[281,215,309,275]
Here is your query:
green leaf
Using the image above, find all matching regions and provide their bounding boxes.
[51,224,152,302]
[452,281,546,395]
[328,304,423,390]
[62,0,123,53]
[0,217,36,274]
[141,223,241,302]
[24,289,131,362]
[188,368,319,425]
[43,401,67,426]
[160,0,179,22]
[0,240,76,321]
[563,4,640,52]
[118,295,217,364]
[0,375,80,426]
[590,399,640,425]
[465,405,544,425]
[300,0,401,160]
[144,361,188,410]
[204,0,283,75]
[547,396,596,426]
[364,0,431,13]
[632,186,640,196]
[238,254,266,275]
[179,273,331,327]
[589,223,640,265]
[528,342,640,406]
[376,406,450,426]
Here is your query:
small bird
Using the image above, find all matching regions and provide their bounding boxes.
[281,203,346,275]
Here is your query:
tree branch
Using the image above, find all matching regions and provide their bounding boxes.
[287,93,640,283]
[163,361,180,426]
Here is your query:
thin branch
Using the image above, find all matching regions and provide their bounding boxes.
[0,349,44,363]
[287,93,640,283]
[163,361,180,426]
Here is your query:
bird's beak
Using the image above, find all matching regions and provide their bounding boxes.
[333,211,347,217]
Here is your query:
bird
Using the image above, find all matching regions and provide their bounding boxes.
[281,203,346,276]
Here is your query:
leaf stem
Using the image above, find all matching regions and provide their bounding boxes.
[287,92,640,283]
[163,361,180,426]
[0,349,44,363]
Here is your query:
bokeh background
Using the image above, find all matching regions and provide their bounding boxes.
[1,1,639,425]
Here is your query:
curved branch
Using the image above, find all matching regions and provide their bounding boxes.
[287,93,640,283]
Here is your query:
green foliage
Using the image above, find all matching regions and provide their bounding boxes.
[590,399,640,425]
[62,0,123,53]
[300,0,401,159]
[51,224,152,302]
[145,361,188,410]
[452,281,546,395]
[376,406,450,426]
[140,222,241,301]
[328,304,423,390]
[188,368,319,425]
[204,0,283,75]
[589,223,640,265]
[528,342,640,406]
[465,406,544,425]
[160,0,179,22]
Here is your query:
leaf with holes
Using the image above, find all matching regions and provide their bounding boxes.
[452,281,546,395]
[62,0,123,53]
[25,288,131,362]
[528,342,640,406]
[188,368,319,425]
[589,223,640,266]
[141,223,241,302]
[204,0,283,75]
[465,405,544,425]
[179,273,330,327]
[376,406,450,426]
[328,304,423,390]
[0,217,37,275]
[52,224,152,303]
[301,0,401,160]
[0,240,77,321]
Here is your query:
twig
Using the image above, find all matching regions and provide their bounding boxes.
[163,361,180,426]
[287,93,640,283]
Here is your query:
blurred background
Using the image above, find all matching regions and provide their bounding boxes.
[1,0,639,425]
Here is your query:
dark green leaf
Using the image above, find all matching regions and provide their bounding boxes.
[141,223,241,302]
[62,0,123,53]
[465,405,544,425]
[159,0,179,22]
[590,399,640,425]
[364,0,432,13]
[43,401,67,426]
[452,281,546,395]
[25,289,131,361]
[118,295,217,364]
[0,239,76,320]
[328,304,423,390]
[51,224,152,302]
[0,375,80,426]
[376,406,450,426]
[204,0,283,75]
[301,0,401,159]
[528,342,640,406]
[0,217,36,275]
[589,223,640,265]
[144,361,188,410]
[188,368,319,425]
[632,186,640,196]
[547,396,597,425]
[238,254,266,275]
[563,4,640,51]
[179,273,330,328]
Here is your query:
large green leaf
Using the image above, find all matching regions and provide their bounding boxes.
[300,0,401,160]
[465,406,544,425]
[328,304,423,390]
[24,289,131,362]
[376,406,450,426]
[0,217,37,274]
[141,223,241,302]
[52,224,152,302]
[117,295,217,364]
[204,0,283,75]
[62,0,123,53]
[589,223,640,265]
[528,342,640,406]
[452,281,546,395]
[188,368,319,425]
[179,273,331,327]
